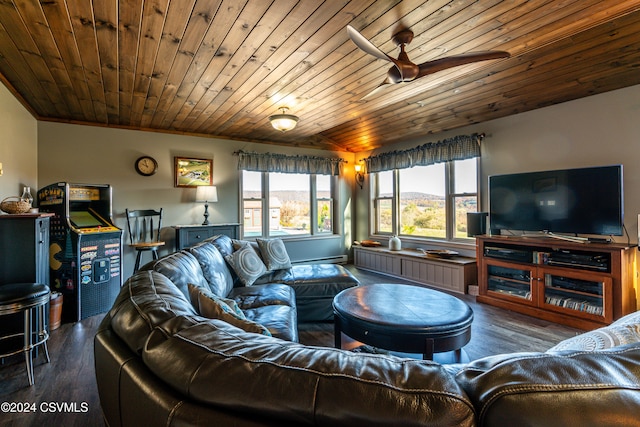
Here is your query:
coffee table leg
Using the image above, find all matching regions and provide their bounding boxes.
[334,314,342,349]
[423,338,434,360]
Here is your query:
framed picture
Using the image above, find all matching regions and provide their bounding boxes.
[174,157,213,187]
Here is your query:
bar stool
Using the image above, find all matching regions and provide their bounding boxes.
[0,283,51,386]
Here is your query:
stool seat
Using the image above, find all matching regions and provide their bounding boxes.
[0,283,51,386]
[0,283,50,312]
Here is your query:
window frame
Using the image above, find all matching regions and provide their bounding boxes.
[370,158,480,242]
[240,170,338,239]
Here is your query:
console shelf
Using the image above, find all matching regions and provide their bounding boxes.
[353,246,477,294]
[476,235,637,330]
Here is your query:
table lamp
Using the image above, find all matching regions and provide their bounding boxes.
[195,185,218,225]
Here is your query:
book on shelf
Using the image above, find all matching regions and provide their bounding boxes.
[544,294,603,315]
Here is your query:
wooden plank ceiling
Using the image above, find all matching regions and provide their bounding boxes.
[0,1,639,153]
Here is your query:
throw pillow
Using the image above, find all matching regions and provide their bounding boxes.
[187,284,271,336]
[224,244,267,286]
[256,238,292,271]
[232,239,263,259]
[547,321,640,352]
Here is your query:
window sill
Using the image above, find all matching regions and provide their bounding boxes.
[368,234,477,255]
[243,233,342,242]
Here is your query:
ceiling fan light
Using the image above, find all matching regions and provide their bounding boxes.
[269,107,299,132]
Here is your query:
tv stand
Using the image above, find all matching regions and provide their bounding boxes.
[476,235,637,330]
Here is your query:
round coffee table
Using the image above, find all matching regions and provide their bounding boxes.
[333,284,473,361]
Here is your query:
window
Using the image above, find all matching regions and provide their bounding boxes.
[399,164,446,238]
[316,174,333,233]
[372,158,478,240]
[373,170,394,233]
[242,170,335,238]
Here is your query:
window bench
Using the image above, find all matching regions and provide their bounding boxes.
[353,246,477,294]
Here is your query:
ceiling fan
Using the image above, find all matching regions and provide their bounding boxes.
[347,25,510,98]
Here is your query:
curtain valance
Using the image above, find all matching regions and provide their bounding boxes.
[235,150,345,176]
[363,133,482,173]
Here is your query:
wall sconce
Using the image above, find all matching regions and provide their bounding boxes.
[269,107,299,132]
[195,185,218,225]
[354,164,364,189]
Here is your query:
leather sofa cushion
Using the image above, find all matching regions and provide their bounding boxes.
[141,250,208,300]
[207,234,235,258]
[109,270,198,354]
[253,268,295,285]
[187,284,272,337]
[228,283,295,309]
[254,264,359,323]
[187,241,234,297]
[142,318,475,427]
[290,264,358,294]
[456,343,640,427]
[253,264,358,297]
[243,304,298,342]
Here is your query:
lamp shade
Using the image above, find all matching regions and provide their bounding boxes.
[195,185,218,203]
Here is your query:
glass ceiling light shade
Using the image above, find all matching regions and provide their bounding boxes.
[269,107,299,132]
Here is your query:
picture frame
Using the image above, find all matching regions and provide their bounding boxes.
[174,157,213,187]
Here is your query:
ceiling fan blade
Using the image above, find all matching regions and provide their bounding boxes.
[362,79,391,100]
[347,25,395,63]
[416,51,510,79]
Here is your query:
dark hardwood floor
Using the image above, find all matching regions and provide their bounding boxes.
[0,265,581,426]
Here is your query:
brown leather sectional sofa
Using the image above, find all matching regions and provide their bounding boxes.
[94,235,640,426]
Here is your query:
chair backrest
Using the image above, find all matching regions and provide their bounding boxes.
[126,208,163,244]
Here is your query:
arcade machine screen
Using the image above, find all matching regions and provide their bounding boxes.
[69,210,108,229]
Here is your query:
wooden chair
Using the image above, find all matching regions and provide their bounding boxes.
[125,208,165,272]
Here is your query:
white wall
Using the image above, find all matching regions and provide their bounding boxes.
[0,83,38,198]
[37,122,356,277]
[355,84,640,246]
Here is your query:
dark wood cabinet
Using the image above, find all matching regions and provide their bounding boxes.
[476,235,637,330]
[173,223,240,250]
[0,213,52,285]
[0,213,53,352]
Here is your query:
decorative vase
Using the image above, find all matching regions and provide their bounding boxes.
[21,186,33,205]
[389,235,401,251]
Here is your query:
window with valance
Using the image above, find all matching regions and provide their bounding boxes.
[236,150,345,175]
[365,133,482,242]
[363,133,482,173]
[235,150,345,238]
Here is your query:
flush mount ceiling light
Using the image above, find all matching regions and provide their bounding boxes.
[269,107,299,132]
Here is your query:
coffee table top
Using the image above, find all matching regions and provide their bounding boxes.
[333,284,473,336]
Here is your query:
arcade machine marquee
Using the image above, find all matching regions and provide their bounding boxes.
[38,183,122,322]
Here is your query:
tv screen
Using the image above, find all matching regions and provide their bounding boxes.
[489,165,623,236]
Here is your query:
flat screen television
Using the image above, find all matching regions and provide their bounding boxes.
[489,165,624,236]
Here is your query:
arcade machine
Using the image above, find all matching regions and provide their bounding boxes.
[37,183,122,322]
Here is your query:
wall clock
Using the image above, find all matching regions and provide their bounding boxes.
[135,156,158,176]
